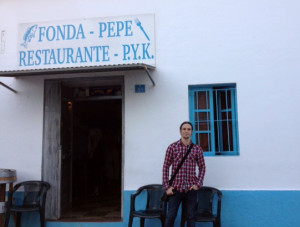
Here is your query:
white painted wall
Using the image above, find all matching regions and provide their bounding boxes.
[0,76,44,180]
[1,0,300,190]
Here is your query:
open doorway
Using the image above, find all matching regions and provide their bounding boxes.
[43,77,123,222]
[66,99,122,221]
[62,84,122,221]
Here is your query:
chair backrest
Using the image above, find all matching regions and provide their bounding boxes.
[13,181,51,206]
[143,184,165,211]
[196,186,222,215]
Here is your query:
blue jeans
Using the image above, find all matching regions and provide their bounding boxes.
[165,189,197,227]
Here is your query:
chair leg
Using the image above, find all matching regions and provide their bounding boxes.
[16,212,22,227]
[128,215,133,227]
[140,218,145,227]
[180,218,185,227]
[213,220,220,227]
[40,211,45,227]
[160,216,165,227]
[4,209,10,227]
[217,218,221,227]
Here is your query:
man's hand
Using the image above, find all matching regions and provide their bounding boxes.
[166,187,175,196]
[189,185,199,191]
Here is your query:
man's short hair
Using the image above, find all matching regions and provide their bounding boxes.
[180,121,193,131]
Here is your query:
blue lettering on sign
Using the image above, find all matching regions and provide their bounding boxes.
[116,21,124,37]
[35,50,42,65]
[19,17,154,67]
[122,43,153,61]
[75,48,83,63]
[131,44,139,60]
[49,49,57,64]
[142,43,151,59]
[99,22,107,38]
[66,48,74,63]
[102,46,110,61]
[18,45,113,66]
[19,51,26,66]
[57,48,65,64]
[46,26,56,41]
[27,50,34,66]
[107,22,115,37]
[38,24,86,42]
[99,20,133,38]
[122,45,130,60]
[42,49,50,64]
[125,21,133,36]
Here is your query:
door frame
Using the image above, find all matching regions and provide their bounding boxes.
[42,75,124,220]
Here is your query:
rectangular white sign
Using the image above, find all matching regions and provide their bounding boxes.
[17,14,155,70]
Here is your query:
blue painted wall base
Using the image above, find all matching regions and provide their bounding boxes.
[6,190,300,227]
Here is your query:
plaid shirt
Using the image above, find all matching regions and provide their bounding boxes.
[163,140,206,192]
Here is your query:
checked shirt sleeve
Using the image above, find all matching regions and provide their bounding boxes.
[196,146,206,187]
[162,145,173,191]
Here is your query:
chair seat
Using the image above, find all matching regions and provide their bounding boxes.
[195,212,217,222]
[180,186,222,227]
[133,209,163,218]
[10,204,40,212]
[4,181,51,227]
[128,184,166,227]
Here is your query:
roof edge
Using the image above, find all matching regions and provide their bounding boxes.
[0,64,155,77]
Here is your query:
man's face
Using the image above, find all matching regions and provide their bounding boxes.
[180,123,193,140]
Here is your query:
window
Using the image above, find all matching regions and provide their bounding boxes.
[189,84,239,156]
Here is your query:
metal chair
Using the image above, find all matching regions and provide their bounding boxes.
[181,186,222,227]
[4,181,51,227]
[128,184,167,227]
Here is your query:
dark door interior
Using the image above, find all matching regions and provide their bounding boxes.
[60,84,122,221]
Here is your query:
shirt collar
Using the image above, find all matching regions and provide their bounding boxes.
[178,139,193,147]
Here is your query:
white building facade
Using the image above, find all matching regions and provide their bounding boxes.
[1,0,300,226]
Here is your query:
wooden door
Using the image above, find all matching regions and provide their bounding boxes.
[42,80,61,219]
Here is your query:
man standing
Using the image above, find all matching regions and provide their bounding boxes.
[163,121,206,227]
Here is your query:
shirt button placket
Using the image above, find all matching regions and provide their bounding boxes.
[184,147,188,192]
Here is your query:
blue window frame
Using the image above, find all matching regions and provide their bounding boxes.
[189,84,239,156]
